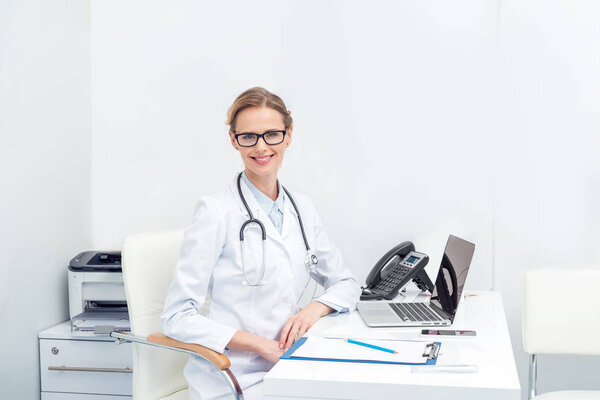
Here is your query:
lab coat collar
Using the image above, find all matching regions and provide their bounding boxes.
[230,175,262,218]
[241,172,286,219]
[280,187,299,239]
[282,186,299,217]
[229,175,297,243]
[229,175,300,242]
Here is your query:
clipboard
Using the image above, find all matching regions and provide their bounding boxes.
[281,337,441,365]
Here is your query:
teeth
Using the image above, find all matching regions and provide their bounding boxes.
[255,156,271,161]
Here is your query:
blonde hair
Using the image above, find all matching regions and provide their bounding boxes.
[226,87,293,132]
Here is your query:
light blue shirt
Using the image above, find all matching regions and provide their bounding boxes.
[241,172,285,234]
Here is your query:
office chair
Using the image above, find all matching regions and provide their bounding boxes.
[110,229,243,400]
[523,269,600,400]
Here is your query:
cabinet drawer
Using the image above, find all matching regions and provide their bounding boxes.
[40,338,132,395]
[42,393,132,400]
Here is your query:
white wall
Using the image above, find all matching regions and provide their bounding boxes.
[497,0,600,395]
[0,1,91,398]
[91,0,496,291]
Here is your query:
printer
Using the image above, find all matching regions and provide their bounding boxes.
[68,251,130,335]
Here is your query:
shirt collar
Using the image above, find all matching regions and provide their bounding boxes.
[241,172,285,216]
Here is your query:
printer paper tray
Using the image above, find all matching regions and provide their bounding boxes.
[71,310,130,335]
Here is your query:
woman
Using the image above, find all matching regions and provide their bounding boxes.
[161,87,361,400]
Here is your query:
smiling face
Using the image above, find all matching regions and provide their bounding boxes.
[229,106,293,183]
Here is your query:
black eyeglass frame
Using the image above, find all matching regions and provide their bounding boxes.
[233,130,287,147]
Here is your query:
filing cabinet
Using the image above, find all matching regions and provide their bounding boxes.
[39,321,132,400]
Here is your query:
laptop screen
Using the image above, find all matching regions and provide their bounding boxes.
[430,235,475,318]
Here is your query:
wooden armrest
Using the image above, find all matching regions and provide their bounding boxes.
[147,333,231,370]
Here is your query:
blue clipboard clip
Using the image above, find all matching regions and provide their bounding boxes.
[423,343,440,359]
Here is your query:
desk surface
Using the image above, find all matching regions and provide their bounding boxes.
[264,291,521,400]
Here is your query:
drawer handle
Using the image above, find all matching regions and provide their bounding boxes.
[48,366,132,373]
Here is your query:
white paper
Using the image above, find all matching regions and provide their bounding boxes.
[291,337,430,364]
[72,318,130,330]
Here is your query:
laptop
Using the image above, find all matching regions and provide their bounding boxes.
[357,234,475,327]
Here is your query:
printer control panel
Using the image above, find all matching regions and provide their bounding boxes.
[70,251,122,272]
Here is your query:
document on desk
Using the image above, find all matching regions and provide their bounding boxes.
[281,337,440,365]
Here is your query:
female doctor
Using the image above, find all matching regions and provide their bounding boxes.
[161,87,361,400]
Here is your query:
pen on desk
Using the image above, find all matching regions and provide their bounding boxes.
[345,338,397,354]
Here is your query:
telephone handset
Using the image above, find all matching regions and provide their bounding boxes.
[360,241,434,301]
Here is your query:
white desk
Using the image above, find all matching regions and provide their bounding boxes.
[264,291,521,400]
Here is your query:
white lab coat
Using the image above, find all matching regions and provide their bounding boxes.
[161,176,361,400]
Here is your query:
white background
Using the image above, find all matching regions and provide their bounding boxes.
[1,1,599,399]
[0,0,91,398]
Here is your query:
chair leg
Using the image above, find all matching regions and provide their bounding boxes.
[528,354,537,400]
[223,368,243,400]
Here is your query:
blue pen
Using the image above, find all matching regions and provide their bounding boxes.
[345,338,398,354]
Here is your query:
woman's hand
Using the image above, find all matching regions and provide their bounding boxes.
[256,338,286,363]
[279,302,334,350]
[227,331,284,364]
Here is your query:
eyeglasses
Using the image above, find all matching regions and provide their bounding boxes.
[233,130,286,147]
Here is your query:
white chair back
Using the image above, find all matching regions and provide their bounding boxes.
[122,229,188,399]
[523,269,600,355]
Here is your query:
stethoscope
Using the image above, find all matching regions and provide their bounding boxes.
[237,172,318,286]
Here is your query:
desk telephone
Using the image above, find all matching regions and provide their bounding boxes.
[361,241,434,300]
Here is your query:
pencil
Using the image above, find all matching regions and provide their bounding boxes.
[345,338,398,354]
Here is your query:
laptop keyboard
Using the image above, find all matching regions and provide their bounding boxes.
[390,302,444,322]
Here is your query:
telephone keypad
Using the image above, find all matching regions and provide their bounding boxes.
[375,265,412,293]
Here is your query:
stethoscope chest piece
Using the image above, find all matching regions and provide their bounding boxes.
[304,251,318,272]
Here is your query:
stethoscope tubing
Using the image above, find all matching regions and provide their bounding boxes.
[281,186,310,251]
[236,172,316,286]
[240,240,267,286]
